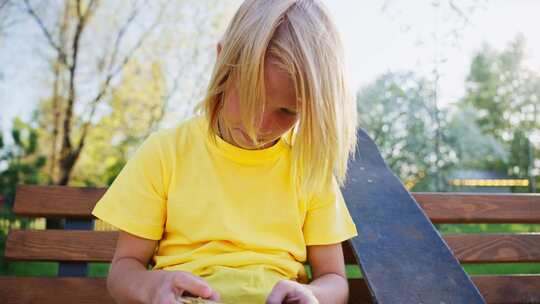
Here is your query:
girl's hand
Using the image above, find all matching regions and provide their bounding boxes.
[266,279,319,304]
[147,270,220,304]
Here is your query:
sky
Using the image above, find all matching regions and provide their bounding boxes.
[327,0,540,105]
[1,0,540,141]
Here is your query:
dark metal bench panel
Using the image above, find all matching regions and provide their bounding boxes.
[343,128,489,302]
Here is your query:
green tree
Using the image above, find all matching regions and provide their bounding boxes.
[460,36,540,190]
[0,116,48,274]
[0,116,49,207]
[69,59,166,186]
[357,71,510,192]
[16,0,233,187]
[357,72,453,191]
[444,105,508,170]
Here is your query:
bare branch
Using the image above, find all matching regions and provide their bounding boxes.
[110,1,169,79]
[151,1,224,130]
[22,0,67,64]
[0,1,21,35]
[47,1,71,181]
[76,0,171,152]
[106,0,141,78]
[448,0,470,25]
[76,0,81,19]
[62,5,84,150]
[0,0,10,11]
[61,0,97,160]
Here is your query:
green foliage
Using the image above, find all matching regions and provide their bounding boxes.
[0,117,51,274]
[358,36,539,192]
[461,35,540,177]
[0,117,50,207]
[444,105,508,170]
[357,71,456,191]
[37,59,166,187]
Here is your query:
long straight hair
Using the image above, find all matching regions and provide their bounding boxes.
[195,0,357,200]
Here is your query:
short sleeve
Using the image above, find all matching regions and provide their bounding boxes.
[91,133,168,240]
[302,176,358,246]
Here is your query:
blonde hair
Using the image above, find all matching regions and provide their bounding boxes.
[195,0,357,200]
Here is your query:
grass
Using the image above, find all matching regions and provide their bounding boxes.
[2,261,141,277]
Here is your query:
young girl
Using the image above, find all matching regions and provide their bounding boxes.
[91,0,358,303]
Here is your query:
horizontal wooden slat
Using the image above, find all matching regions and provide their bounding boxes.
[13,186,540,224]
[350,275,540,304]
[0,276,538,304]
[473,275,540,304]
[444,233,540,263]
[0,277,371,304]
[4,230,359,264]
[5,230,118,262]
[5,230,361,264]
[413,192,540,223]
[7,230,540,265]
[14,185,106,218]
[344,233,540,264]
[0,277,114,304]
[0,276,369,304]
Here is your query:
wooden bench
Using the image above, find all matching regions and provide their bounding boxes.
[1,185,539,303]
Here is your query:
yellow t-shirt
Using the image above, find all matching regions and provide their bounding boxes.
[91,114,358,304]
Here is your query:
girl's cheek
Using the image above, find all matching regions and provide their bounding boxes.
[229,91,243,121]
[279,114,298,130]
[222,90,241,125]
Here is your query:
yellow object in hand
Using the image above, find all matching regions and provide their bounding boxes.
[176,296,224,304]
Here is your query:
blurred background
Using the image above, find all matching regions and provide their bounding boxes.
[0,0,539,279]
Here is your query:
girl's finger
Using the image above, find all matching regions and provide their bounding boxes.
[172,272,214,299]
[266,280,293,304]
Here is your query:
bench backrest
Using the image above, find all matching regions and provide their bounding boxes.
[2,185,540,303]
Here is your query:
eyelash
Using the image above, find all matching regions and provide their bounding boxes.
[280,108,297,116]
